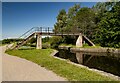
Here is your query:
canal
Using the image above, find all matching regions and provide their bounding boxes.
[55,49,120,77]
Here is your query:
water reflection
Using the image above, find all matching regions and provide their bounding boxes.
[76,53,83,64]
[55,49,120,76]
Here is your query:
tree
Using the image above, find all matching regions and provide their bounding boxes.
[53,4,81,45]
[54,4,81,33]
[97,2,120,48]
[49,36,63,48]
[53,2,120,48]
[62,4,81,44]
[76,7,96,40]
[53,9,67,33]
[66,4,80,33]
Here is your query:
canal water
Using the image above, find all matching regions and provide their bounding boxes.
[55,49,120,77]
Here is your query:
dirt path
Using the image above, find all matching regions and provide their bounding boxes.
[2,46,66,81]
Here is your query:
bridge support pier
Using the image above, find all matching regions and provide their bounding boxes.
[76,34,83,47]
[36,34,42,49]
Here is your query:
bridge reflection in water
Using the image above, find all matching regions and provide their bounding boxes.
[55,49,120,77]
[74,51,120,64]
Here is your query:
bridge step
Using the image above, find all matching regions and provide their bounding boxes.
[13,33,35,50]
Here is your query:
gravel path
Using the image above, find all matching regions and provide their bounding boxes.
[2,46,66,81]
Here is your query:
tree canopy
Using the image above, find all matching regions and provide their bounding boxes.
[54,2,120,48]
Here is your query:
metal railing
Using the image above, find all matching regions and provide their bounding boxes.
[19,27,36,39]
[35,27,53,33]
[18,27,96,39]
[19,27,54,39]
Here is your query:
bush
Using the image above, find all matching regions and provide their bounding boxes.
[49,36,63,48]
[83,43,89,47]
[42,43,50,49]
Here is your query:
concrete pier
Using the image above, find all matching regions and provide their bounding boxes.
[36,34,42,49]
[76,34,83,47]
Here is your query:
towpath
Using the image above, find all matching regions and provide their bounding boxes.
[1,45,66,81]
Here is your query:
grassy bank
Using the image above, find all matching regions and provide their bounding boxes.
[6,49,117,81]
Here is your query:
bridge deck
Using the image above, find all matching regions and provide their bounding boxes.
[35,32,81,36]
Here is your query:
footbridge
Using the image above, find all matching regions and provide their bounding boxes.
[13,27,95,49]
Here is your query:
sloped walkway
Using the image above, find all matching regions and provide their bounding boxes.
[2,46,66,81]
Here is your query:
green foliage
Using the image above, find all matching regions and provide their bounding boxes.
[2,39,23,44]
[42,36,77,49]
[6,49,116,81]
[54,4,97,45]
[42,42,50,49]
[62,36,77,44]
[54,2,120,48]
[54,9,67,33]
[28,37,36,44]
[59,44,75,47]
[96,2,120,48]
[66,4,80,33]
[83,43,89,47]
[76,7,96,39]
[42,37,49,43]
[49,36,63,48]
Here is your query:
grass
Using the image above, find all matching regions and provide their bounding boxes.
[18,46,35,50]
[6,49,118,81]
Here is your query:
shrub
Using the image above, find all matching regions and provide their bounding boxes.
[49,36,63,48]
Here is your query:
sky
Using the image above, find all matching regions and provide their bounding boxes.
[2,2,97,40]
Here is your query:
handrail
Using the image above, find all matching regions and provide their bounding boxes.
[18,27,53,39]
[19,27,36,38]
[18,27,97,39]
